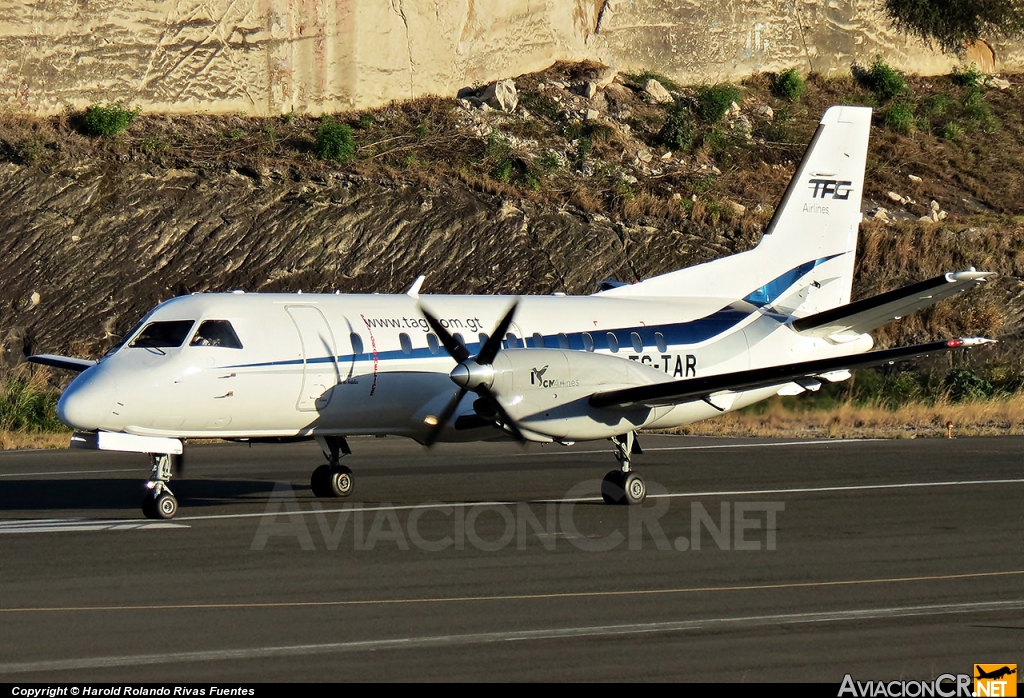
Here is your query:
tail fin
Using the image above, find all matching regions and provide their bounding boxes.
[600,105,872,313]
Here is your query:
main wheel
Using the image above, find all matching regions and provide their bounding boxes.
[142,492,178,520]
[622,472,646,505]
[328,465,353,497]
[601,470,626,505]
[310,464,332,497]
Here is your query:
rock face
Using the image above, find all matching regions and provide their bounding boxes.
[1,0,1022,116]
[0,159,746,361]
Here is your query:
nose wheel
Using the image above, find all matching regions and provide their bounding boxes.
[601,432,646,505]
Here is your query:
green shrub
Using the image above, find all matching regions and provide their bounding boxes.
[921,92,952,117]
[883,102,916,134]
[357,113,374,129]
[0,380,65,432]
[863,57,910,101]
[942,120,964,141]
[81,102,141,137]
[315,116,356,162]
[485,131,511,162]
[537,150,561,171]
[695,84,743,123]
[575,136,593,161]
[491,160,513,183]
[945,369,995,402]
[658,106,697,151]
[772,68,807,103]
[951,63,985,87]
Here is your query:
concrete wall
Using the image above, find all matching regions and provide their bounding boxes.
[1,0,1019,116]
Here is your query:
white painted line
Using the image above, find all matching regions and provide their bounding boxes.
[1,599,1019,674]
[0,519,189,534]
[174,477,1024,522]
[0,468,139,478]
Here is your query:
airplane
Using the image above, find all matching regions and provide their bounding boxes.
[28,105,996,520]
[976,666,1016,681]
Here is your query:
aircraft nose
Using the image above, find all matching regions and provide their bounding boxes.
[57,368,117,431]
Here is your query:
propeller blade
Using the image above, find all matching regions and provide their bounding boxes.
[478,385,527,444]
[476,301,519,365]
[423,387,467,447]
[420,306,471,363]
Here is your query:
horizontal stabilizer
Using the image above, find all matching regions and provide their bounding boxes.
[792,271,995,341]
[589,337,995,409]
[27,354,96,373]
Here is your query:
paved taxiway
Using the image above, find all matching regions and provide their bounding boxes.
[0,435,1020,681]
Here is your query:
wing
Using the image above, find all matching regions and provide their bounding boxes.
[27,354,97,373]
[589,337,995,410]
[793,271,995,342]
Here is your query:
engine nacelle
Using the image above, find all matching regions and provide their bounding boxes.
[487,348,671,440]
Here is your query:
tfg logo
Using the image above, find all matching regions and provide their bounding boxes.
[809,178,853,199]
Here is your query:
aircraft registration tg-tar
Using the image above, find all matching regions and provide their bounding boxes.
[30,106,996,519]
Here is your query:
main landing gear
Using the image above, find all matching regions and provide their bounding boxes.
[310,436,354,498]
[142,453,180,519]
[601,431,646,505]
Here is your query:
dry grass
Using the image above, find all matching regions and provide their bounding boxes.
[0,431,70,450]
[673,394,1024,439]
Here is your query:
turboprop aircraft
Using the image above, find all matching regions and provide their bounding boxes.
[29,106,996,519]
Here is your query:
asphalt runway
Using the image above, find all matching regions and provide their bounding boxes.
[0,435,1021,682]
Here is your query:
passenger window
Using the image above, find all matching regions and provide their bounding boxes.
[132,320,195,349]
[557,333,570,349]
[504,332,523,349]
[606,332,619,353]
[351,332,364,355]
[453,333,466,348]
[427,333,440,354]
[478,333,489,347]
[655,332,667,353]
[399,332,413,355]
[631,332,644,354]
[531,332,544,348]
[582,333,595,352]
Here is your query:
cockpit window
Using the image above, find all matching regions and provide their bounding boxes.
[190,320,243,349]
[130,321,195,349]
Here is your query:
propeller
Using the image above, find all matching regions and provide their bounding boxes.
[420,302,526,446]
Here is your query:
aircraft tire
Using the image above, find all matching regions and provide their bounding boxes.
[622,472,646,505]
[601,470,626,505]
[310,465,332,497]
[328,465,354,497]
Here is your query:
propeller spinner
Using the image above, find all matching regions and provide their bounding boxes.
[420,302,526,446]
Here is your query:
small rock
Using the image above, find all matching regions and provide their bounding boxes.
[756,104,774,120]
[988,76,1011,89]
[726,200,746,216]
[908,175,922,183]
[870,207,889,221]
[457,98,473,109]
[919,215,937,223]
[670,193,682,201]
[710,166,722,176]
[585,108,599,121]
[29,291,40,307]
[661,151,673,161]
[582,82,598,99]
[938,210,947,220]
[887,191,903,203]
[930,199,941,212]
[594,66,618,89]
[621,174,638,185]
[603,83,633,103]
[71,235,81,242]
[637,149,653,163]
[727,101,741,117]
[643,78,673,104]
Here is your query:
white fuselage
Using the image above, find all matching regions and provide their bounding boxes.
[58,285,872,444]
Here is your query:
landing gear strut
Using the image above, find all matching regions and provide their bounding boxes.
[601,431,646,505]
[310,436,354,498]
[142,453,178,519]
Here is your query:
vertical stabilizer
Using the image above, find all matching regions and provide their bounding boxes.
[600,106,872,313]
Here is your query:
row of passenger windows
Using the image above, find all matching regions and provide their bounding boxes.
[362,330,670,355]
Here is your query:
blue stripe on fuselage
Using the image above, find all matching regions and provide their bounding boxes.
[223,256,840,370]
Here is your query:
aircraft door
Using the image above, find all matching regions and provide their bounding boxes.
[286,306,341,411]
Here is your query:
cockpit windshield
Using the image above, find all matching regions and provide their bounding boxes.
[190,320,243,349]
[129,320,195,349]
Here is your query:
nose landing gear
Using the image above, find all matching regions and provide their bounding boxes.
[310,436,354,498]
[141,453,178,519]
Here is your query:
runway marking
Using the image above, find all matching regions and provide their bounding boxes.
[0,468,139,478]
[169,476,1024,522]
[1,599,1020,674]
[0,519,188,534]
[3,569,1020,614]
